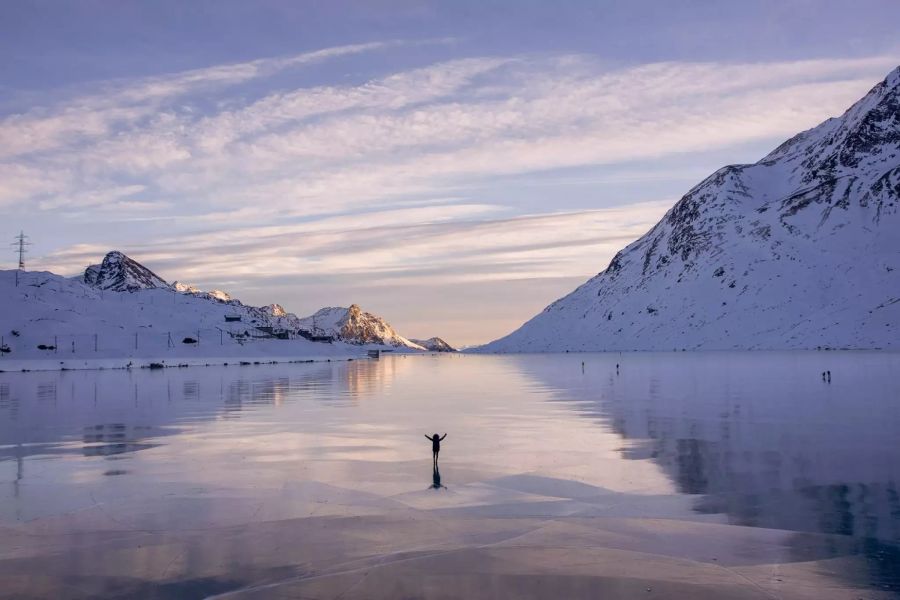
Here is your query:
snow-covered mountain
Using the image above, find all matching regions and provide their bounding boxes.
[84,250,169,292]
[410,337,457,352]
[0,268,347,365]
[480,66,900,352]
[1,252,437,366]
[296,305,426,350]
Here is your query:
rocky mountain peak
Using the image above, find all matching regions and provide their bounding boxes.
[263,303,287,317]
[84,251,170,292]
[481,66,900,352]
[297,305,425,349]
[764,66,900,168]
[172,281,200,294]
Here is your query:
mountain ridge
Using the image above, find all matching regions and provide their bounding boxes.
[410,337,457,352]
[0,251,441,361]
[296,305,426,350]
[77,251,429,348]
[479,66,900,352]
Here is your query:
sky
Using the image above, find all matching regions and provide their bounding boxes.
[2,1,899,346]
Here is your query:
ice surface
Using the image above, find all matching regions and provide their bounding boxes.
[0,352,898,598]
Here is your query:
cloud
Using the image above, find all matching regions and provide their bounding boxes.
[36,199,672,288]
[0,163,70,205]
[0,40,401,161]
[5,52,895,222]
[37,184,147,210]
[5,49,900,344]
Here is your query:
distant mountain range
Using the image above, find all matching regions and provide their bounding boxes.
[79,250,453,350]
[0,251,454,364]
[480,65,900,352]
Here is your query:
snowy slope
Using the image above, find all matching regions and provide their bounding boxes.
[296,305,426,350]
[0,253,432,367]
[0,268,359,367]
[480,66,900,352]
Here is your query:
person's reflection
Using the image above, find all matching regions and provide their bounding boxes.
[431,464,446,490]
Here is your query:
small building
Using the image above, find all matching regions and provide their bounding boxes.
[224,314,242,322]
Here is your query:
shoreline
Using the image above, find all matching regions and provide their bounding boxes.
[3,347,895,374]
[0,352,371,373]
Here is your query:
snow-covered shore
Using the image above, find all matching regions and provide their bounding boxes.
[0,268,415,371]
[0,348,367,373]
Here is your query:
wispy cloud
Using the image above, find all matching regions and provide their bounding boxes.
[4,53,895,219]
[38,199,672,284]
[0,40,401,161]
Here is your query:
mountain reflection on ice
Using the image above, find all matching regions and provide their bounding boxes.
[512,353,900,536]
[511,351,900,591]
[0,352,898,599]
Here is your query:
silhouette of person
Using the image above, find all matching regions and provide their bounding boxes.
[425,433,447,469]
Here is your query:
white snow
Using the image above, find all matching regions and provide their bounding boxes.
[0,255,433,370]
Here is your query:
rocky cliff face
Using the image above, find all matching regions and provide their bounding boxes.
[83,251,170,292]
[480,66,900,352]
[172,281,200,294]
[297,305,426,349]
[410,337,457,352]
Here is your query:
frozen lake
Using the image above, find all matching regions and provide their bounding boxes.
[1,352,899,599]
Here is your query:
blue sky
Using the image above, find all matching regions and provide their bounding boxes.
[2,1,899,345]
